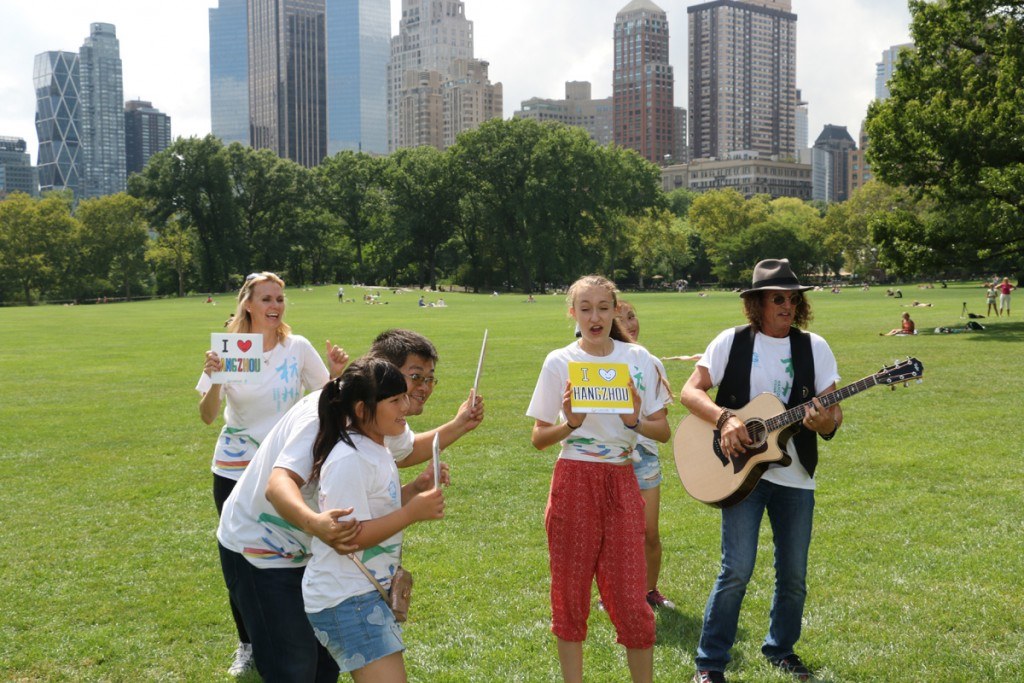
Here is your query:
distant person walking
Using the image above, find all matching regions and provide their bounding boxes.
[998,277,1016,316]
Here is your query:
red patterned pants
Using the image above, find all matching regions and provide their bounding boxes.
[544,458,655,649]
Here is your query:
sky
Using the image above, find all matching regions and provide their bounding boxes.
[0,0,913,165]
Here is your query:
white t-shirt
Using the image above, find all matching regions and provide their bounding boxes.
[697,327,839,489]
[635,355,669,456]
[217,390,415,569]
[196,334,329,480]
[303,433,403,613]
[526,340,668,464]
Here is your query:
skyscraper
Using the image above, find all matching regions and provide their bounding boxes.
[688,0,797,160]
[33,50,82,196]
[613,0,675,165]
[0,137,39,198]
[388,0,499,151]
[79,23,126,198]
[812,124,856,203]
[209,0,250,146]
[514,81,614,147]
[875,43,913,101]
[325,0,390,155]
[125,100,172,175]
[249,0,328,167]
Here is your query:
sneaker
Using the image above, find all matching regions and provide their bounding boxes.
[646,588,676,610]
[227,642,254,677]
[693,670,727,683]
[768,653,812,681]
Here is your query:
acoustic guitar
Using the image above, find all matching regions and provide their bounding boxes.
[674,357,924,508]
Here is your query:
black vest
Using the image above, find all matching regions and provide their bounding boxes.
[714,324,820,477]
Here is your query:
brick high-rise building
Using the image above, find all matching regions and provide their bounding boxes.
[688,0,797,160]
[613,0,675,165]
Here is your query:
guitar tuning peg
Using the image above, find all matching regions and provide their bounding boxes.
[903,381,909,388]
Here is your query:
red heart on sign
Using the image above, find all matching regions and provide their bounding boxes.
[237,339,253,352]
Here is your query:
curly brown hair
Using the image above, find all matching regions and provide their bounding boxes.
[742,291,813,332]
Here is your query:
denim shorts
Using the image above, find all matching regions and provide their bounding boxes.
[631,444,662,490]
[307,591,405,673]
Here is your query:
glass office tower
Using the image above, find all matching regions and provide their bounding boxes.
[325,0,389,155]
[34,50,82,197]
[249,0,327,167]
[125,100,172,175]
[210,0,251,146]
[79,22,126,198]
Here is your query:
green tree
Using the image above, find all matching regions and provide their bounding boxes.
[386,146,463,289]
[0,192,78,304]
[129,135,238,291]
[316,151,387,282]
[866,0,1024,273]
[146,218,197,297]
[225,145,308,274]
[452,118,548,291]
[625,208,692,288]
[74,194,151,299]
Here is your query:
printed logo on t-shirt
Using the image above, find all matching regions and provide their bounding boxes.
[773,357,794,401]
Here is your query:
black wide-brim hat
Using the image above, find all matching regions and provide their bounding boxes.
[740,258,813,297]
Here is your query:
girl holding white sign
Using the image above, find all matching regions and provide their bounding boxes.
[527,275,670,683]
[196,271,347,676]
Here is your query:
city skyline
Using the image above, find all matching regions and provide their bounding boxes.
[0,0,912,165]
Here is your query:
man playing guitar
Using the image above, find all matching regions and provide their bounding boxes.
[679,258,842,683]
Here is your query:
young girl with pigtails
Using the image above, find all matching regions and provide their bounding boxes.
[302,357,446,682]
[527,275,670,683]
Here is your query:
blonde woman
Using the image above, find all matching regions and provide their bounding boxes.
[197,271,347,676]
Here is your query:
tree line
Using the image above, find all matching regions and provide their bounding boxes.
[7,1,1024,311]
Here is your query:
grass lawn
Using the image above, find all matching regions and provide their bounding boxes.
[1,282,1021,682]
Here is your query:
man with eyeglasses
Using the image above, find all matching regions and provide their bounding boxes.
[266,328,484,549]
[679,259,842,683]
[217,329,483,681]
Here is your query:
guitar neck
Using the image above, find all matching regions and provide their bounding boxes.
[765,375,879,433]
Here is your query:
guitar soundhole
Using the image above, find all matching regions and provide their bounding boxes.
[745,418,767,447]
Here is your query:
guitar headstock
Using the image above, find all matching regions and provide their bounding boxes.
[876,357,924,387]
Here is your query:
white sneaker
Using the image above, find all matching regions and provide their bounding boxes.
[228,642,254,677]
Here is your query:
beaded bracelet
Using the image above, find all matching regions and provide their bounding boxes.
[716,409,735,431]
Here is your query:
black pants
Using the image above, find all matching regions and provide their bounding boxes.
[214,474,250,645]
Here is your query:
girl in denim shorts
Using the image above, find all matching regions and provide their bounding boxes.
[618,300,677,611]
[302,357,446,681]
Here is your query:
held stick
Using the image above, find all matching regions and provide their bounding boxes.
[432,432,441,491]
[469,329,488,407]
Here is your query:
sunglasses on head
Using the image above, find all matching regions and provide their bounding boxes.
[769,292,803,305]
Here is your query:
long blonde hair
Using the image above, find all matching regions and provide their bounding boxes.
[227,271,291,340]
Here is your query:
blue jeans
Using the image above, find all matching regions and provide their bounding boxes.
[218,543,339,683]
[695,480,814,672]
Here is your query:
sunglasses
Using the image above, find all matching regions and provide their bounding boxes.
[769,292,803,306]
[405,373,439,387]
